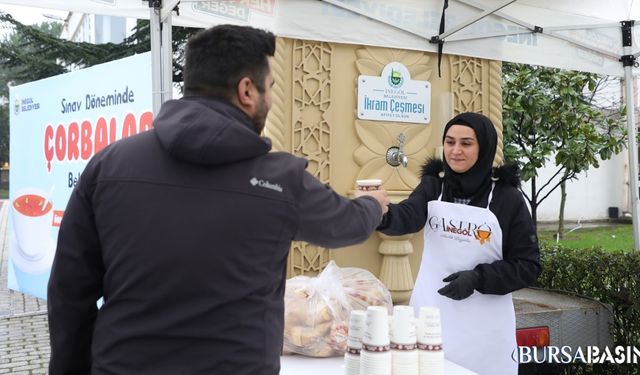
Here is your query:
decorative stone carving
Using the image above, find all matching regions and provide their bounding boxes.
[264,37,288,152]
[288,39,334,277]
[288,242,332,277]
[450,56,504,165]
[488,60,504,166]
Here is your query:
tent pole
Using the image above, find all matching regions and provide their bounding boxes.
[622,21,640,251]
[161,8,173,103]
[150,4,162,115]
[624,68,639,251]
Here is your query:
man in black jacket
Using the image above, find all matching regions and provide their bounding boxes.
[47,24,388,375]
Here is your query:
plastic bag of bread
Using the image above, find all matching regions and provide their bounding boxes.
[283,260,392,357]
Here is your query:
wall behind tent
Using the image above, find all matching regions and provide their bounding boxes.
[521,152,628,222]
[519,74,631,224]
[7,52,153,300]
[61,12,137,44]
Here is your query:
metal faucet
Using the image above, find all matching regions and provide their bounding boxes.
[386,133,408,167]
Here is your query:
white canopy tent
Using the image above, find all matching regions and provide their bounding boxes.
[3,0,640,248]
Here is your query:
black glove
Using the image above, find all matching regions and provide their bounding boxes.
[437,270,481,300]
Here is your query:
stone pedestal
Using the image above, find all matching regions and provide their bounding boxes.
[378,232,415,304]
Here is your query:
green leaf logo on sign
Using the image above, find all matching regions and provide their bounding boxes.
[388,69,404,88]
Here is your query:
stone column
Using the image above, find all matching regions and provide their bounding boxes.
[378,232,415,304]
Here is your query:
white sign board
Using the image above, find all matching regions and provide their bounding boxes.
[8,52,153,299]
[357,62,431,124]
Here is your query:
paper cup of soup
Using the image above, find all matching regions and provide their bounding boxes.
[11,188,54,261]
[356,179,383,191]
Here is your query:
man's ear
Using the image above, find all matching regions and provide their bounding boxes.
[235,77,255,111]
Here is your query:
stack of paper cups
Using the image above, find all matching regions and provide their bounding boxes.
[391,305,418,375]
[361,306,392,375]
[417,306,444,375]
[344,310,366,375]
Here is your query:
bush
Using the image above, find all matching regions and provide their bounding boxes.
[534,244,640,375]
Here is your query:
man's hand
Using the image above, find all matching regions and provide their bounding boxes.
[437,270,481,300]
[355,189,389,215]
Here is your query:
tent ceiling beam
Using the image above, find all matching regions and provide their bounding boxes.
[457,0,536,30]
[442,0,623,62]
[545,31,620,59]
[446,29,533,42]
[544,22,623,31]
[436,0,517,41]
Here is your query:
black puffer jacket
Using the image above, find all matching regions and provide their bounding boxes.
[48,96,382,375]
[378,159,541,294]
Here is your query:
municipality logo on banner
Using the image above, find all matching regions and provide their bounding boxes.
[13,96,41,115]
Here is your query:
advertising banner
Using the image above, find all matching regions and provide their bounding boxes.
[8,52,153,299]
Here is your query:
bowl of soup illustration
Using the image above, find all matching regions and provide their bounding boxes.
[474,227,492,245]
[11,188,54,261]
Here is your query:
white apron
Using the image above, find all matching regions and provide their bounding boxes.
[409,185,517,375]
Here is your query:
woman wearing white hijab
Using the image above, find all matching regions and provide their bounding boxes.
[377,112,541,375]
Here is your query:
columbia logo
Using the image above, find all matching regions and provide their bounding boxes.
[249,177,283,193]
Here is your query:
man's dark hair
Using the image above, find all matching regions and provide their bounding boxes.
[183,24,276,99]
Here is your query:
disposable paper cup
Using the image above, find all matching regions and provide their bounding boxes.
[363,306,390,347]
[417,306,442,345]
[392,305,416,345]
[392,350,418,375]
[344,352,361,375]
[360,350,392,375]
[347,310,367,349]
[11,188,54,261]
[393,349,419,360]
[356,179,383,191]
[418,350,445,375]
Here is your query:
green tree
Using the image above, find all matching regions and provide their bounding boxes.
[0,13,199,92]
[502,63,627,232]
[0,15,68,166]
[0,12,199,165]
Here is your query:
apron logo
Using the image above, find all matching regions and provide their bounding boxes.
[474,224,492,245]
[428,216,489,239]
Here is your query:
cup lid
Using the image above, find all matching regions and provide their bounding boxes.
[356,179,382,186]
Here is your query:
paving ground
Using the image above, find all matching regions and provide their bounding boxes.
[0,200,50,374]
